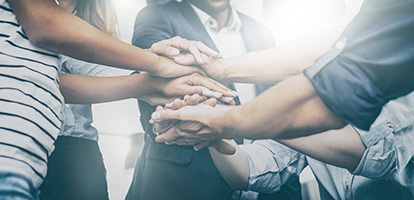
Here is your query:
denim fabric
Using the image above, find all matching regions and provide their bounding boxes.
[304,0,414,130]
[242,92,414,199]
[58,55,131,141]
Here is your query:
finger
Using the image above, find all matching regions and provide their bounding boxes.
[194,75,235,97]
[185,94,202,105]
[174,54,198,65]
[184,95,191,101]
[213,140,236,155]
[202,98,217,107]
[167,38,204,64]
[155,127,180,143]
[171,98,184,110]
[151,43,180,58]
[194,42,220,58]
[178,121,203,133]
[220,97,235,105]
[156,106,164,111]
[152,104,211,123]
[194,142,211,151]
[202,90,223,99]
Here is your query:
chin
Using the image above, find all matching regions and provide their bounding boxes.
[207,0,230,11]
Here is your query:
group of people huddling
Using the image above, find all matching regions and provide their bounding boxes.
[0,0,413,199]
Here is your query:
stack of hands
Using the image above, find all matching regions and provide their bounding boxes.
[144,36,238,155]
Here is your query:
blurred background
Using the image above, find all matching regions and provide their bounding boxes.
[93,0,364,199]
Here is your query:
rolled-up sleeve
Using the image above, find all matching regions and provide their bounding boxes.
[352,92,414,178]
[238,140,307,193]
[303,0,414,131]
[59,55,132,77]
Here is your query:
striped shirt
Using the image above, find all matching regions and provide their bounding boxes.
[0,0,63,187]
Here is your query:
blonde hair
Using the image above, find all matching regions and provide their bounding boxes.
[75,0,119,37]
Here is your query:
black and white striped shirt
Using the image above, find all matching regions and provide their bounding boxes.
[0,0,63,187]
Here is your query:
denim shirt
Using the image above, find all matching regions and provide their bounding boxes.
[59,55,132,141]
[240,92,414,199]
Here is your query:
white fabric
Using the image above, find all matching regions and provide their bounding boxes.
[190,4,256,105]
[0,0,62,187]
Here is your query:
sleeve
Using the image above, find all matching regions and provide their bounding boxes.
[132,5,175,135]
[238,140,307,193]
[352,92,414,178]
[303,0,414,131]
[132,5,174,49]
[59,55,132,77]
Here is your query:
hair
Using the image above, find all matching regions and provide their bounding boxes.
[75,0,119,38]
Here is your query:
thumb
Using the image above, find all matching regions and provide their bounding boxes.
[213,140,236,155]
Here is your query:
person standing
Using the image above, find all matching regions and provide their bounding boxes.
[127,0,302,199]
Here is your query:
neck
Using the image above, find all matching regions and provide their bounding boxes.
[58,0,78,13]
[190,1,230,31]
[209,8,229,30]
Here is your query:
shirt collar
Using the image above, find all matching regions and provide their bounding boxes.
[190,3,242,32]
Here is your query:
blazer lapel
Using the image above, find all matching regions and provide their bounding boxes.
[178,0,218,51]
[239,14,258,52]
[178,0,240,105]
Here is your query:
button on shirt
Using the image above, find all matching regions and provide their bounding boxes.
[191,5,274,199]
[304,0,414,131]
[190,4,256,105]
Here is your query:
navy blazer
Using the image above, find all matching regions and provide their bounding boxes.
[127,1,300,200]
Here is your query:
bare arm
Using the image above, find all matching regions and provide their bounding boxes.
[279,125,366,171]
[8,0,199,77]
[217,74,347,139]
[60,73,234,104]
[170,27,344,84]
[153,74,347,142]
[59,73,158,104]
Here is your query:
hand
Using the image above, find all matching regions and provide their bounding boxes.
[140,73,237,106]
[151,55,202,78]
[151,94,236,154]
[150,36,221,65]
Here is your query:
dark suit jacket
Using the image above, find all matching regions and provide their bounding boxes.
[126,1,301,200]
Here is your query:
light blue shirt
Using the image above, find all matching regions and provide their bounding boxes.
[59,55,132,141]
[240,92,414,199]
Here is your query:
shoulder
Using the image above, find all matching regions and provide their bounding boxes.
[238,12,271,33]
[238,12,275,46]
[137,1,181,19]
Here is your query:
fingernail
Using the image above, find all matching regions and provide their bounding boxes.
[170,48,180,55]
[154,137,161,143]
[175,56,186,62]
[152,112,161,121]
[202,90,213,96]
[193,146,200,151]
[165,103,172,108]
[223,97,234,102]
[213,92,223,98]
[232,91,239,97]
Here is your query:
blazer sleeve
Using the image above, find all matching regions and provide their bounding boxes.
[132,5,176,135]
[132,5,174,49]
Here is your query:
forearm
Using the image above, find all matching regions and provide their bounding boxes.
[59,73,158,104]
[209,140,249,190]
[216,74,346,140]
[222,27,344,84]
[9,0,160,73]
[278,125,366,171]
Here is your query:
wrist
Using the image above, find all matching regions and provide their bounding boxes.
[145,50,163,75]
[210,108,237,139]
[221,58,233,83]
